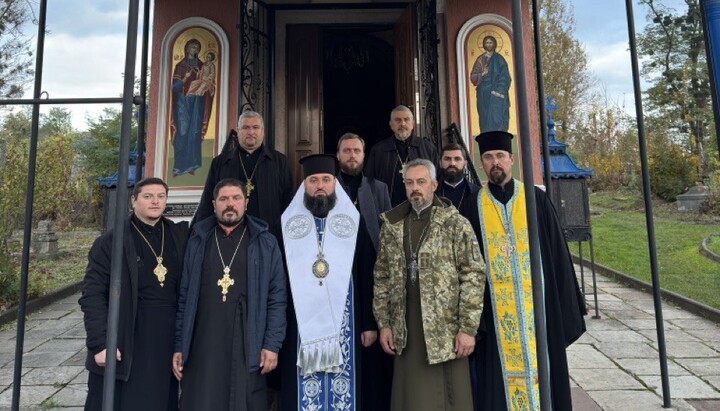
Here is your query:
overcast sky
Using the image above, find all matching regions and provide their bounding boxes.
[570,0,687,111]
[13,0,688,130]
[17,1,144,129]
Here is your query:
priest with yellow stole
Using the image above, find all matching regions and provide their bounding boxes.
[471,131,586,411]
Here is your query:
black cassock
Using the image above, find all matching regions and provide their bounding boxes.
[84,217,182,411]
[470,180,587,411]
[278,217,377,411]
[181,223,266,411]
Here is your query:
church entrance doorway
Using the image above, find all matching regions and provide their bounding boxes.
[320,26,395,155]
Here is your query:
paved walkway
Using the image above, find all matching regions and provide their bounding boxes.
[0,268,719,410]
[568,271,720,411]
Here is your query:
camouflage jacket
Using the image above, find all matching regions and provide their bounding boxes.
[373,196,485,364]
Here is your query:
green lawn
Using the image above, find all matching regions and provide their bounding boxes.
[707,234,720,255]
[571,190,720,309]
[2,230,99,311]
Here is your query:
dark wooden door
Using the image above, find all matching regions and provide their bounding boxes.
[393,5,416,108]
[286,24,323,184]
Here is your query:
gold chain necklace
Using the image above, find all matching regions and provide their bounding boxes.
[131,221,167,287]
[239,153,261,197]
[406,208,433,285]
[214,226,248,302]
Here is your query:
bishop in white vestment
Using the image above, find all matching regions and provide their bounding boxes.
[280,154,378,411]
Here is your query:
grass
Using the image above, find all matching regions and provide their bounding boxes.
[571,190,720,310]
[707,234,720,255]
[1,229,99,311]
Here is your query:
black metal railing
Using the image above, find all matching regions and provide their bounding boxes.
[416,0,442,152]
[239,0,274,147]
[0,0,147,409]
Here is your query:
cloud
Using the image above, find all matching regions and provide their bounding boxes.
[22,23,147,129]
[11,0,152,129]
[586,42,633,83]
[43,33,128,96]
[584,41,652,107]
[44,1,129,37]
[570,0,688,110]
[41,31,136,127]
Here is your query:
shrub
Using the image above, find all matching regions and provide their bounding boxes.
[0,138,26,306]
[0,250,18,308]
[35,135,75,224]
[699,161,720,216]
[648,141,698,201]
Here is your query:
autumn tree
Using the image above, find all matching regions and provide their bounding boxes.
[538,0,594,140]
[0,0,34,98]
[0,106,78,144]
[75,107,138,181]
[0,107,83,226]
[637,0,716,178]
[571,101,639,191]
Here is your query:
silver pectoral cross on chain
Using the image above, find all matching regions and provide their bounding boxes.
[407,253,419,284]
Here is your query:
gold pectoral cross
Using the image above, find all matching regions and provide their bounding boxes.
[154,257,167,287]
[246,179,255,197]
[399,162,406,175]
[217,266,235,302]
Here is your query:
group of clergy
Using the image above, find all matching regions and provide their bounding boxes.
[80,105,587,411]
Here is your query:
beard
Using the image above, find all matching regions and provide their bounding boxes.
[340,160,363,176]
[304,191,338,218]
[409,190,430,210]
[488,166,508,185]
[441,166,464,184]
[394,128,412,140]
[217,206,244,227]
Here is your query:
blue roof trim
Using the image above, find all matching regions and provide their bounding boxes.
[543,155,593,179]
[544,96,593,179]
[98,165,138,188]
[98,145,141,188]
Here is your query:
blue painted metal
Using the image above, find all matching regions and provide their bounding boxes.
[701,0,720,156]
[542,96,593,179]
[98,166,138,188]
[99,102,148,188]
[98,140,142,188]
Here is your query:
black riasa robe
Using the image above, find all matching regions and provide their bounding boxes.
[80,216,188,411]
[471,180,586,411]
[180,223,266,411]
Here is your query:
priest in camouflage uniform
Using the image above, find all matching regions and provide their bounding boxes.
[373,158,485,411]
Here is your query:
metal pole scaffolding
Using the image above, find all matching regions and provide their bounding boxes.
[1,97,124,105]
[11,0,48,409]
[268,8,276,149]
[510,0,552,409]
[531,0,553,199]
[102,0,140,409]
[136,0,151,184]
[623,0,672,407]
